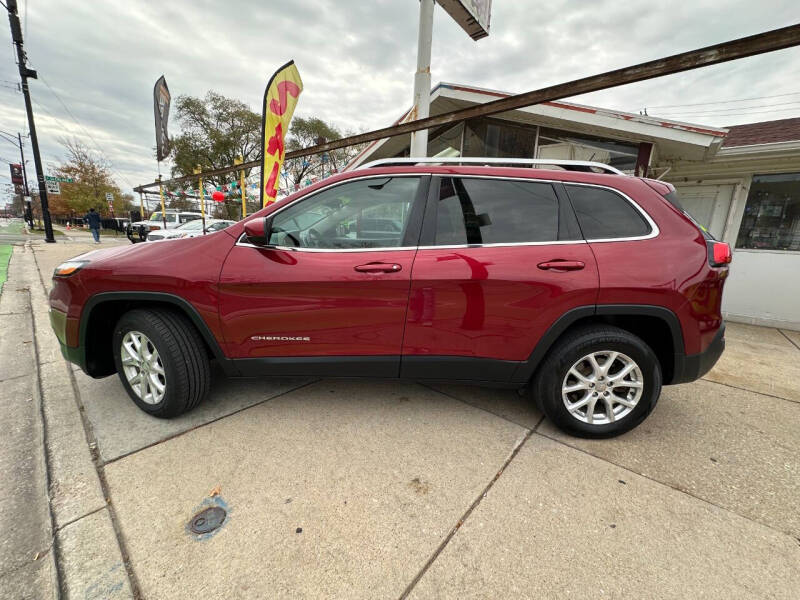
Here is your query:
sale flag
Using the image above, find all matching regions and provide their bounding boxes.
[260,60,303,206]
[153,76,171,161]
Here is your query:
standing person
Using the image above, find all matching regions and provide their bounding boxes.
[85,207,101,243]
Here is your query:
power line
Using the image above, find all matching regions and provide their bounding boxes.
[654,100,800,117]
[35,74,137,189]
[644,91,800,109]
[658,107,800,120]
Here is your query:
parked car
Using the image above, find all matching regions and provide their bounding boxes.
[126,210,203,243]
[146,218,236,242]
[48,158,730,438]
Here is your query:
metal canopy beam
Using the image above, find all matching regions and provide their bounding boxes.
[134,23,800,192]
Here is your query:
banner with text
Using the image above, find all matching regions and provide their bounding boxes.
[260,60,303,206]
[153,75,171,161]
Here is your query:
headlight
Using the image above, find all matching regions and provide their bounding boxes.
[53,260,88,277]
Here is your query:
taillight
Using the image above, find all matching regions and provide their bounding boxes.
[707,241,731,267]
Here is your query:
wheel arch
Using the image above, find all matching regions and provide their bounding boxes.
[79,292,229,378]
[512,304,685,386]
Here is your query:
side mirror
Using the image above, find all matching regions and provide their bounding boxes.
[243,217,273,247]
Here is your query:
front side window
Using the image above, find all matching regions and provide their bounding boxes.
[268,177,420,249]
[434,177,559,246]
[565,185,651,240]
[736,173,800,251]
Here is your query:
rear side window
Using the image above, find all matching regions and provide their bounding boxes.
[566,185,651,240]
[435,177,559,245]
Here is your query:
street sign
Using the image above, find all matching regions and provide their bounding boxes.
[44,175,75,183]
[438,0,492,40]
[45,180,61,195]
[105,192,114,202]
[10,163,23,184]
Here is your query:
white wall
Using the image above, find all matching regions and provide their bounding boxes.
[722,250,800,331]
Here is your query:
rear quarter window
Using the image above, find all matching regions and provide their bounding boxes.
[565,185,652,240]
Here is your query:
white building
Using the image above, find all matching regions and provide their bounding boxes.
[350,83,800,330]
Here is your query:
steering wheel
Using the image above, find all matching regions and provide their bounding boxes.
[304,227,323,248]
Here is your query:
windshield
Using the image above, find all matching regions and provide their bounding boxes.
[148,212,177,223]
[176,220,205,231]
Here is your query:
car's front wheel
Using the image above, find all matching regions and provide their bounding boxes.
[533,325,661,438]
[113,308,210,418]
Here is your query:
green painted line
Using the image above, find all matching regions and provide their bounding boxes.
[0,244,11,295]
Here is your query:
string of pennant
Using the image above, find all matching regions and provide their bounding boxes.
[164,167,339,200]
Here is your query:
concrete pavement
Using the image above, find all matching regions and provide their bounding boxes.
[1,238,798,598]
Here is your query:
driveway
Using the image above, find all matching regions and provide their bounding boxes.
[4,239,799,599]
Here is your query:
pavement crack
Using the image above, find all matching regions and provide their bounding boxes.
[699,377,799,406]
[417,382,536,431]
[398,429,534,600]
[534,429,800,541]
[66,362,144,599]
[101,377,321,466]
[778,329,800,352]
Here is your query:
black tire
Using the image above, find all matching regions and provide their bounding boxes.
[532,325,661,438]
[112,308,210,418]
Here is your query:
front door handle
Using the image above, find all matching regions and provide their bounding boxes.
[537,260,585,271]
[354,262,402,273]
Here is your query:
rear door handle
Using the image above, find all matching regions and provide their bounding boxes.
[537,260,585,271]
[354,262,402,273]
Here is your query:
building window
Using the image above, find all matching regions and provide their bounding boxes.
[462,118,537,158]
[537,127,639,172]
[427,123,464,158]
[736,173,800,251]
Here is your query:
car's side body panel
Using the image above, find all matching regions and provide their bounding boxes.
[217,246,416,359]
[402,243,599,362]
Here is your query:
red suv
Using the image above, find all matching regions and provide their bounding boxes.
[48,159,730,437]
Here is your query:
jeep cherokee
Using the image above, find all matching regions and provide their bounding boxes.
[48,158,730,438]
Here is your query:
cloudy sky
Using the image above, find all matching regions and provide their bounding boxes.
[0,0,798,201]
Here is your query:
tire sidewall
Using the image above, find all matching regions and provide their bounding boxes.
[537,332,661,438]
[112,313,181,416]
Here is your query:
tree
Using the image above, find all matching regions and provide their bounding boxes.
[169,92,261,189]
[54,139,124,218]
[283,117,367,193]
[168,90,367,215]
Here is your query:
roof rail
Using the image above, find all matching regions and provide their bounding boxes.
[357,157,627,176]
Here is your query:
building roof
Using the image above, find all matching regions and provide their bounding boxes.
[348,82,729,169]
[722,117,800,147]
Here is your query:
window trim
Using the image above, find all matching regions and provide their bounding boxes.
[419,174,658,250]
[563,182,659,243]
[236,173,428,253]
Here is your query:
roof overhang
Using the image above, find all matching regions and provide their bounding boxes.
[349,83,728,168]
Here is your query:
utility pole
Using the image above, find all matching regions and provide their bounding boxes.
[17,133,29,196]
[6,0,55,242]
[409,0,434,158]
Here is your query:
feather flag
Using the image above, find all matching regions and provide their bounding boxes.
[260,60,303,207]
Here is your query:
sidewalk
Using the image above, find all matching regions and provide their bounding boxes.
[2,239,799,599]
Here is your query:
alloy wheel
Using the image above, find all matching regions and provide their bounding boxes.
[120,330,166,405]
[561,351,644,425]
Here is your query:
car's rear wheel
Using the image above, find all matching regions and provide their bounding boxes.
[113,308,210,418]
[532,325,661,438]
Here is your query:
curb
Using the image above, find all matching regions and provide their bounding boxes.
[24,242,135,599]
